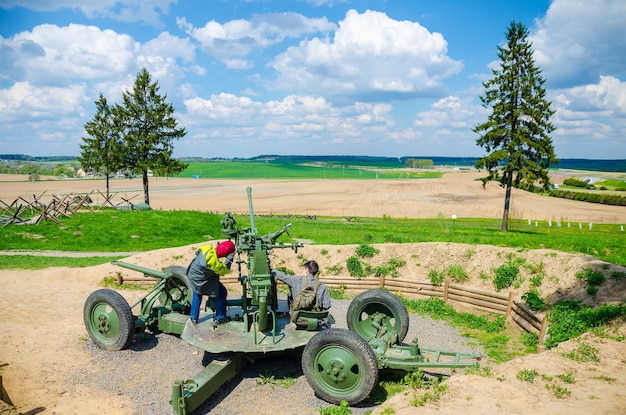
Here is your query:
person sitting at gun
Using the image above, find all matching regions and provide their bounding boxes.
[186,240,236,324]
[272,260,331,324]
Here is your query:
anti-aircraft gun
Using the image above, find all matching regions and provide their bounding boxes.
[218,186,303,333]
[83,186,481,415]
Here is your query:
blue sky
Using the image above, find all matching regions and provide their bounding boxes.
[0,0,624,159]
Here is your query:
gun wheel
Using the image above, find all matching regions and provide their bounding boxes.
[84,289,134,351]
[347,289,409,344]
[160,266,192,314]
[302,328,378,405]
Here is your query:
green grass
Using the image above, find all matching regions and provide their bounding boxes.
[0,255,125,269]
[401,297,519,362]
[594,178,626,190]
[1,209,624,267]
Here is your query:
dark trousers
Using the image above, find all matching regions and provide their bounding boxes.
[190,283,227,321]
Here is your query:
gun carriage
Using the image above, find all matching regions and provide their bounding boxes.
[83,187,480,414]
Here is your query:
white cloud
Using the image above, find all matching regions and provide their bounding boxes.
[180,91,407,152]
[178,12,335,64]
[563,76,626,113]
[269,9,463,101]
[0,81,91,152]
[137,31,196,93]
[1,24,138,86]
[549,76,626,156]
[0,81,89,121]
[530,0,626,87]
[414,96,478,129]
[0,24,195,101]
[0,0,176,26]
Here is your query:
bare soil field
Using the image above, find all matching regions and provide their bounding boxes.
[1,171,625,415]
[1,170,625,223]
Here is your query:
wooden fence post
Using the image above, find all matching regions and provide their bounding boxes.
[116,272,123,285]
[1,375,13,405]
[506,291,514,319]
[537,316,548,353]
[379,274,386,289]
[443,279,449,302]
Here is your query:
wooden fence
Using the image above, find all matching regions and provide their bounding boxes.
[116,271,548,351]
[319,274,548,351]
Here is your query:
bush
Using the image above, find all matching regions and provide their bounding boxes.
[576,268,605,286]
[355,243,379,258]
[346,256,364,278]
[493,262,520,291]
[445,264,469,283]
[521,289,546,311]
[545,300,626,348]
[563,177,589,188]
[428,268,445,285]
[579,269,608,296]
[549,189,626,206]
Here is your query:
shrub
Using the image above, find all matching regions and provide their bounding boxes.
[549,189,626,206]
[576,268,605,295]
[563,177,589,188]
[346,256,364,278]
[545,300,626,348]
[579,269,605,285]
[445,264,469,283]
[493,262,520,291]
[522,289,546,311]
[316,400,352,415]
[428,269,445,286]
[516,368,538,383]
[611,271,626,280]
[373,258,407,278]
[355,243,379,258]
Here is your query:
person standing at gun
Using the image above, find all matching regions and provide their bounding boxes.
[272,260,331,314]
[186,241,236,324]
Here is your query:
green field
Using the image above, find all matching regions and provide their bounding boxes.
[176,161,442,179]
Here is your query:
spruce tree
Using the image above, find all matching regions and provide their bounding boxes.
[114,68,187,205]
[474,21,558,231]
[78,93,120,199]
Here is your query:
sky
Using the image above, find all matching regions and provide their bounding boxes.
[0,0,625,160]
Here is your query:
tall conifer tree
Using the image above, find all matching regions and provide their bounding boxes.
[114,68,187,205]
[474,22,558,231]
[78,93,120,199]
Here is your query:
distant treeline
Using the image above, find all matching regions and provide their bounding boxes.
[2,154,625,172]
[0,154,75,162]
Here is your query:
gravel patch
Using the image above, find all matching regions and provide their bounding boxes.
[73,299,484,415]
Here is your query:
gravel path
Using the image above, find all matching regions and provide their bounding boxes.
[73,299,484,415]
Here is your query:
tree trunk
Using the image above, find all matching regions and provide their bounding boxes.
[501,174,513,232]
[105,173,110,200]
[143,170,150,205]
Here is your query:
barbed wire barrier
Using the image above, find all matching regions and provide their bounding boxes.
[0,190,141,226]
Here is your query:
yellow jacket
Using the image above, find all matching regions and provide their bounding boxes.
[198,245,230,275]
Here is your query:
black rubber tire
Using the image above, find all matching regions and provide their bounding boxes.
[84,289,134,351]
[302,328,378,405]
[161,265,192,314]
[346,289,409,344]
